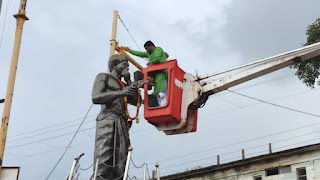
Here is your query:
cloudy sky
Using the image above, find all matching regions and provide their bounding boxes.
[0,0,320,179]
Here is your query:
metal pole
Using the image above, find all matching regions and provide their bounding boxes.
[0,0,28,174]
[143,163,147,180]
[93,159,99,180]
[155,163,160,180]
[116,49,144,71]
[110,10,118,57]
[88,172,94,180]
[242,149,245,160]
[152,170,156,180]
[68,159,77,180]
[269,143,272,154]
[68,153,84,180]
[123,147,133,180]
[217,155,220,165]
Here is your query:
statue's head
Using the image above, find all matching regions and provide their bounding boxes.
[108,55,130,77]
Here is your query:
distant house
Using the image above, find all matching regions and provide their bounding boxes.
[161,143,320,180]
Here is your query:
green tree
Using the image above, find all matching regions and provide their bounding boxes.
[291,18,320,88]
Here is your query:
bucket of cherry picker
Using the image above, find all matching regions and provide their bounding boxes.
[142,60,198,135]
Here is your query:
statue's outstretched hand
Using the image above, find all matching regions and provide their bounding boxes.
[122,82,138,96]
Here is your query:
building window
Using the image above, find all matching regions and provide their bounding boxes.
[279,166,292,174]
[297,168,307,180]
[253,176,262,180]
[266,166,291,176]
[266,168,279,176]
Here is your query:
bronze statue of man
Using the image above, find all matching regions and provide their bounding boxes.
[92,55,139,180]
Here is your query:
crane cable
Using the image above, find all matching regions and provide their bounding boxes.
[118,14,142,51]
[118,14,148,61]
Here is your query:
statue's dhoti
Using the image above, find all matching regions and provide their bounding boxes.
[94,113,130,180]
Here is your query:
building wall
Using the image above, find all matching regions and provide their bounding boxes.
[182,149,320,180]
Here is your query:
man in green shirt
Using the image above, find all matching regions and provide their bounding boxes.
[126,41,168,106]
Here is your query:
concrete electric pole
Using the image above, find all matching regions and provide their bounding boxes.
[0,0,28,175]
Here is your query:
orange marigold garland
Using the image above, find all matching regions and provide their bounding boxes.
[116,77,141,123]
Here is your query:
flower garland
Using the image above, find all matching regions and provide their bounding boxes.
[116,77,141,123]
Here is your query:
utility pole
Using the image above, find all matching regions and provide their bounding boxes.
[110,10,118,57]
[0,0,2,15]
[0,0,3,15]
[0,0,28,174]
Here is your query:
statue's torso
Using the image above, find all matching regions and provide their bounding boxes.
[95,73,126,120]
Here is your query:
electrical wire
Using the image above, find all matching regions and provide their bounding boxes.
[4,89,318,150]
[6,127,95,149]
[202,89,316,118]
[160,139,320,177]
[3,76,318,177]
[130,127,320,176]
[7,114,97,139]
[7,118,96,143]
[3,88,316,152]
[160,129,320,172]
[9,122,320,163]
[228,90,320,118]
[6,140,94,161]
[146,115,320,165]
[6,73,297,141]
[6,88,314,149]
[133,129,320,176]
[45,104,93,180]
[118,14,142,52]
[5,123,151,150]
[7,108,134,139]
[0,0,10,48]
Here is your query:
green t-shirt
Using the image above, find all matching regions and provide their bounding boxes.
[130,47,168,94]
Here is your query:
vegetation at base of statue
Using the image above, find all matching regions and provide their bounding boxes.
[291,18,320,88]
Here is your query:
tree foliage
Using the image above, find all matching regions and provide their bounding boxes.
[291,18,320,88]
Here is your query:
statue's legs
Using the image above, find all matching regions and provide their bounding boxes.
[94,114,130,180]
[114,118,130,179]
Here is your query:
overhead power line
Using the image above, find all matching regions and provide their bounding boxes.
[7,119,320,175]
[160,138,320,177]
[45,104,93,180]
[8,114,98,139]
[146,119,320,165]
[228,90,320,118]
[5,89,317,150]
[6,140,94,161]
[7,73,296,140]
[7,118,96,143]
[5,125,152,150]
[202,89,316,118]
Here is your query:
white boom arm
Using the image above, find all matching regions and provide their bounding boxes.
[201,42,320,97]
[162,42,320,135]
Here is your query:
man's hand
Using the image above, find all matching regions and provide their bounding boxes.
[120,46,130,52]
[146,62,151,66]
